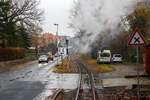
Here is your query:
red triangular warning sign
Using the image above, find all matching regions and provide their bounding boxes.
[128,29,147,46]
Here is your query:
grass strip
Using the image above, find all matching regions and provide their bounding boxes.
[53,58,78,73]
[84,59,115,73]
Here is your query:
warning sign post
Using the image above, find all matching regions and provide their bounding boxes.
[128,29,147,100]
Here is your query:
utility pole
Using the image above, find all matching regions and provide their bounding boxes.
[54,24,59,65]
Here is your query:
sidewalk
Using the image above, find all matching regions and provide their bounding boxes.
[0,59,37,72]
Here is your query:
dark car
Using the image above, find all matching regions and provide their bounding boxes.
[38,55,49,63]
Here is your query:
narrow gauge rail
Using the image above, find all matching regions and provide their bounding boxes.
[74,59,96,100]
[49,90,64,100]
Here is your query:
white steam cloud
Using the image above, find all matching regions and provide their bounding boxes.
[71,0,139,53]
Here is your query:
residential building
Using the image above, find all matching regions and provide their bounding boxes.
[42,33,57,44]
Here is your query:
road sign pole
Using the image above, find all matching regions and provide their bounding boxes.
[136,46,140,100]
[128,29,147,100]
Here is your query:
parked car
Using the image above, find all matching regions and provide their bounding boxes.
[112,54,122,63]
[38,55,49,63]
[97,50,111,64]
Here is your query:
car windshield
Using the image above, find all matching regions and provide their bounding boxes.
[40,55,47,58]
[100,53,110,57]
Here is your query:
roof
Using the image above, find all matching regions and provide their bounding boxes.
[43,33,57,40]
[103,50,111,53]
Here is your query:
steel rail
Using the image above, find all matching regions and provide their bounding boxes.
[74,60,96,100]
[51,89,64,100]
[75,65,82,100]
[91,72,96,100]
[82,62,96,100]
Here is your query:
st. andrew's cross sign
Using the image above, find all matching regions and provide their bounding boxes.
[128,29,147,46]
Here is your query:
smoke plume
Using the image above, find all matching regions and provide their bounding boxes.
[71,0,140,53]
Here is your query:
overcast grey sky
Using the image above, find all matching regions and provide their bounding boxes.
[39,0,74,36]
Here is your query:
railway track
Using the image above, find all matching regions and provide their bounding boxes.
[73,58,150,100]
[74,58,100,100]
[49,56,150,100]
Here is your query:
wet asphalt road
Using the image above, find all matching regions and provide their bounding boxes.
[0,59,58,100]
[1,58,145,100]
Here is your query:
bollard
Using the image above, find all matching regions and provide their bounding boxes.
[145,45,150,74]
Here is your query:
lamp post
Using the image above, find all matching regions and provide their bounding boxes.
[54,24,59,65]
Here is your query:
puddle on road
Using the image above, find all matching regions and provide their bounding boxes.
[34,73,80,100]
[38,63,48,67]
[45,73,80,90]
[38,60,61,68]
[33,89,55,100]
[0,61,80,100]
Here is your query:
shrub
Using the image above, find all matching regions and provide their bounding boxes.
[0,48,24,61]
[27,49,36,54]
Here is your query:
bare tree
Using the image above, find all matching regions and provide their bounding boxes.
[11,0,43,33]
[0,0,43,47]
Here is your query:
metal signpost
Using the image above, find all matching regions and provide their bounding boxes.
[128,29,147,100]
[54,24,59,65]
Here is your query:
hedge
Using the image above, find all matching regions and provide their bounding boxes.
[0,48,24,61]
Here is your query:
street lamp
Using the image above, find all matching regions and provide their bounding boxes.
[54,24,59,65]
